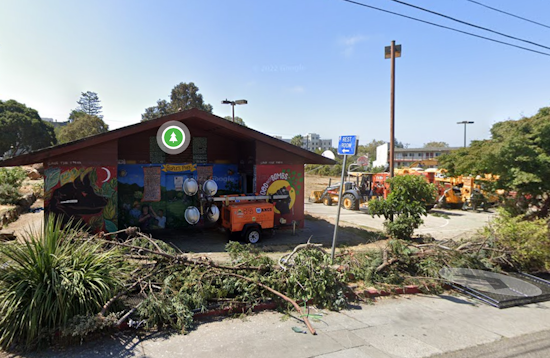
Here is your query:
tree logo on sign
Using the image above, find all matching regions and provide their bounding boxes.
[156,121,191,154]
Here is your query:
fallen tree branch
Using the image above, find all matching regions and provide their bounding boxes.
[91,237,266,272]
[217,272,317,335]
[100,267,164,316]
[375,249,399,273]
[279,237,327,271]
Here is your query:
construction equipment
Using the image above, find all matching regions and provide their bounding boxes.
[309,176,370,210]
[434,175,498,211]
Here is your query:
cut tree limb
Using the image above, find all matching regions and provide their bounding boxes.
[218,272,317,335]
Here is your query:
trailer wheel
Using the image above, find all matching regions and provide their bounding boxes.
[245,227,261,244]
[323,196,332,206]
[342,193,358,210]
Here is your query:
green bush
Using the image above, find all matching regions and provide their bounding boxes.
[0,215,126,350]
[0,167,26,204]
[486,209,550,272]
[369,175,437,239]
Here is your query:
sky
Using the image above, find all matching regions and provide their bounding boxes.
[1,0,549,148]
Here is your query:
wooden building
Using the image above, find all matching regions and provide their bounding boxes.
[0,109,334,233]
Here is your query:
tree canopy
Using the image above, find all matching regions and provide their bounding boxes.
[438,106,550,216]
[423,141,449,148]
[75,91,103,119]
[223,116,246,126]
[57,113,109,144]
[290,135,303,147]
[0,100,56,157]
[141,82,213,122]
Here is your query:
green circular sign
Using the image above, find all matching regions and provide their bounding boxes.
[156,121,191,154]
[162,126,185,148]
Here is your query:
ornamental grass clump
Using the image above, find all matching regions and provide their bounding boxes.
[0,215,126,351]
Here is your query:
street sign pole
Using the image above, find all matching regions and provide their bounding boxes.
[330,154,347,263]
[331,135,357,263]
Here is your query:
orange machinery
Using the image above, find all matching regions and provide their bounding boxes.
[212,194,289,244]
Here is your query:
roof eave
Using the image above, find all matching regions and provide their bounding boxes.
[0,108,335,166]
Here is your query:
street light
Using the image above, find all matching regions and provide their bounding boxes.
[457,121,474,147]
[221,99,248,122]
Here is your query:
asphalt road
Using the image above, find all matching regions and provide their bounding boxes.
[432,328,550,358]
[305,202,496,241]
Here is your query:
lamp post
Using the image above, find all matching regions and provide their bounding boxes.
[457,121,474,147]
[385,41,402,178]
[222,99,248,122]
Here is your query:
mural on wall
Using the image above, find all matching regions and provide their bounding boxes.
[255,165,304,226]
[118,163,240,230]
[44,166,118,232]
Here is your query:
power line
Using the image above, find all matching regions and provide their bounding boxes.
[465,0,550,30]
[339,0,550,57]
[385,0,550,51]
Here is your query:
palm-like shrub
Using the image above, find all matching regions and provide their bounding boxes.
[0,216,125,350]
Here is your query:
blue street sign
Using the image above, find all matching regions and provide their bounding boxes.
[337,135,357,155]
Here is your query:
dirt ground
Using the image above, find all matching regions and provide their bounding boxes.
[2,199,44,240]
[304,174,340,197]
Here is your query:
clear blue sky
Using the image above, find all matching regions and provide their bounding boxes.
[1,0,549,148]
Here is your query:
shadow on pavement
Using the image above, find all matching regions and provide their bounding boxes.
[138,217,386,254]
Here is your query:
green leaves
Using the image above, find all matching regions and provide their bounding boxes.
[0,167,26,204]
[57,113,109,144]
[141,82,213,122]
[369,175,437,239]
[439,106,550,215]
[0,99,57,156]
[0,215,126,350]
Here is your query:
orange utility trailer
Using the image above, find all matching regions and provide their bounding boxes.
[213,194,290,244]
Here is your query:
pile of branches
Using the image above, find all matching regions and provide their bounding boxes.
[340,234,526,293]
[88,230,349,336]
[87,227,526,337]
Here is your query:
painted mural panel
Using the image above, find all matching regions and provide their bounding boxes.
[44,166,118,233]
[118,163,240,230]
[255,165,304,227]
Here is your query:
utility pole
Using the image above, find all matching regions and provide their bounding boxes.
[457,121,474,147]
[385,41,401,177]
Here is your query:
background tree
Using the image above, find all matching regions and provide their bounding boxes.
[75,91,103,119]
[438,106,550,216]
[423,141,449,148]
[0,100,56,157]
[395,139,408,149]
[141,82,213,122]
[368,175,437,239]
[57,113,109,144]
[290,135,304,147]
[223,116,247,126]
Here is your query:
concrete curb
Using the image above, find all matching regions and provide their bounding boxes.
[363,285,420,298]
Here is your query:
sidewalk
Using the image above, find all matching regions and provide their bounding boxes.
[26,294,550,358]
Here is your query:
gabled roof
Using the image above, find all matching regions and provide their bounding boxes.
[0,108,335,166]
